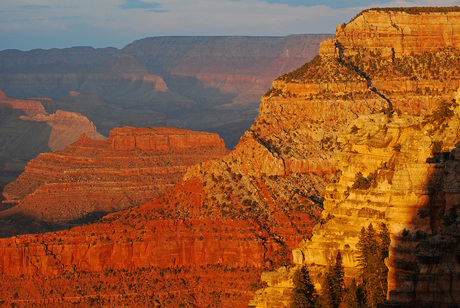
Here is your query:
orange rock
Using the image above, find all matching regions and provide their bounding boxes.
[1,127,229,230]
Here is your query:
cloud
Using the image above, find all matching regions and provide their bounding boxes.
[120,0,162,9]
[22,5,52,9]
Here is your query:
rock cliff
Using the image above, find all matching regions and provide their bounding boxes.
[1,127,229,236]
[250,7,460,308]
[0,91,104,183]
[0,89,45,116]
[20,110,105,151]
[1,7,460,308]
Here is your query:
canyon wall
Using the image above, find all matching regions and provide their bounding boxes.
[1,127,229,236]
[1,7,460,308]
[0,35,332,149]
[251,7,460,308]
[0,91,105,183]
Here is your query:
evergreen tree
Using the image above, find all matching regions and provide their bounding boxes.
[291,265,315,308]
[356,223,390,308]
[343,278,365,308]
[323,251,345,308]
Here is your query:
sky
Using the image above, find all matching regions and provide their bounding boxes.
[2,0,460,51]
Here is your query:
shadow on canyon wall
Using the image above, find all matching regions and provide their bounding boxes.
[381,147,460,307]
[0,210,111,239]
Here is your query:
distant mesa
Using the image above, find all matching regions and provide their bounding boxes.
[69,91,80,96]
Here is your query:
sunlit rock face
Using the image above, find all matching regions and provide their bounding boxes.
[2,7,460,308]
[1,127,229,235]
[250,7,460,308]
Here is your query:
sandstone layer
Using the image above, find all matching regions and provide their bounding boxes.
[1,127,229,236]
[1,7,460,308]
[250,7,460,308]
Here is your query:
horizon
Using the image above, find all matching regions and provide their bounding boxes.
[0,33,333,52]
[3,0,460,52]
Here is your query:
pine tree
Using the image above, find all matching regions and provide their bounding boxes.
[291,265,315,308]
[356,223,390,307]
[343,278,358,308]
[323,251,345,308]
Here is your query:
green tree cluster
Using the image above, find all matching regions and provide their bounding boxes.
[323,251,345,308]
[356,223,390,307]
[291,265,316,307]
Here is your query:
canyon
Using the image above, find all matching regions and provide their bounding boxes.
[0,90,105,184]
[0,6,460,308]
[1,127,229,236]
[0,35,331,149]
[0,35,330,185]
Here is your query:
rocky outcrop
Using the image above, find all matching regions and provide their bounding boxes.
[0,92,106,183]
[250,7,460,308]
[250,103,460,307]
[320,8,460,59]
[0,89,45,116]
[20,110,105,151]
[1,127,229,235]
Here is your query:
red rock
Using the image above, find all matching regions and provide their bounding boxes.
[1,127,229,229]
[0,90,46,116]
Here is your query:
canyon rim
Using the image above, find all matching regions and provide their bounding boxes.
[1,6,460,308]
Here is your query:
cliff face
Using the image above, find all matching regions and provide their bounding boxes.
[0,91,104,183]
[250,7,460,308]
[1,7,460,308]
[1,127,229,236]
[0,89,45,116]
[321,9,460,59]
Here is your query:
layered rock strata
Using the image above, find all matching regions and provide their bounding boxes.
[251,7,460,308]
[0,35,332,149]
[0,91,105,182]
[1,7,460,308]
[0,89,45,116]
[1,127,229,235]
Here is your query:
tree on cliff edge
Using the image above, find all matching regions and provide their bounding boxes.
[356,223,390,307]
[323,250,345,308]
[291,265,315,307]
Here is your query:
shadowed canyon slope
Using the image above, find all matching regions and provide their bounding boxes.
[1,127,229,237]
[0,90,105,183]
[1,7,460,308]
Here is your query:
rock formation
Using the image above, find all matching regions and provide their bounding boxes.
[20,110,105,151]
[1,7,460,308]
[0,89,45,116]
[0,91,105,183]
[1,127,229,236]
[250,7,460,308]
